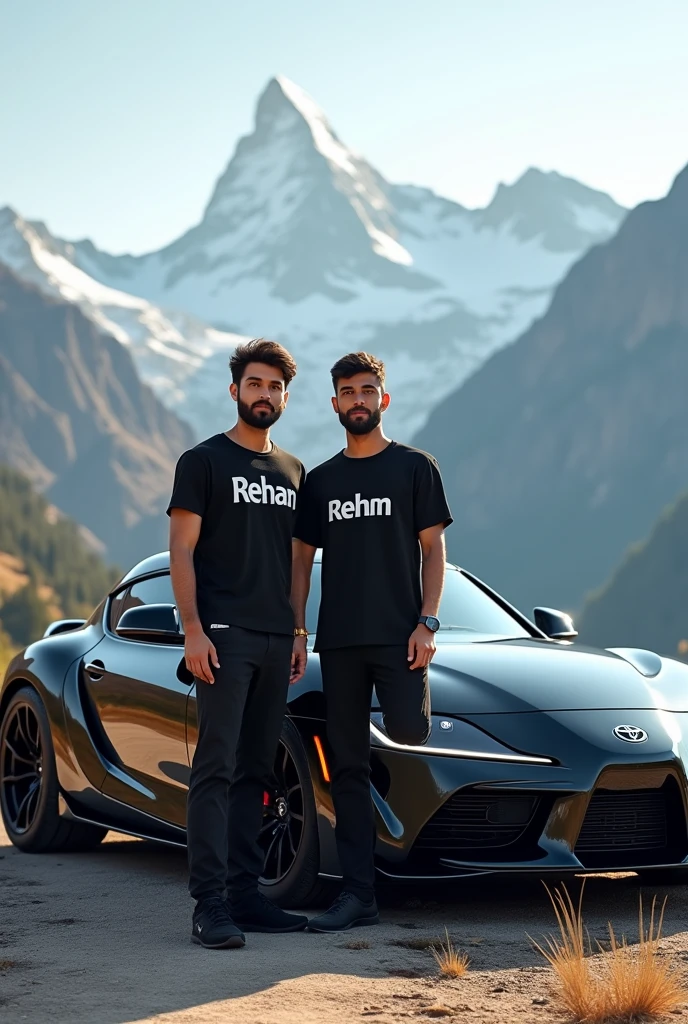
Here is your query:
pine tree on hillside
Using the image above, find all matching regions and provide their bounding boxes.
[0,583,53,647]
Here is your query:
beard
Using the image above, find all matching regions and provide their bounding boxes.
[237,397,284,429]
[338,406,382,435]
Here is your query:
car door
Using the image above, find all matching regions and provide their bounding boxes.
[83,572,192,828]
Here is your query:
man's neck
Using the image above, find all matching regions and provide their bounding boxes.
[225,421,272,454]
[343,427,391,459]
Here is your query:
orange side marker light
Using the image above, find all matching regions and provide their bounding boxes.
[313,735,331,783]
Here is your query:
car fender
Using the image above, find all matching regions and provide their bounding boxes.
[1,622,108,806]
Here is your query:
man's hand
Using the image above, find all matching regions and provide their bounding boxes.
[407,623,436,670]
[291,634,308,685]
[185,627,219,684]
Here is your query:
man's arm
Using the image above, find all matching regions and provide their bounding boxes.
[169,508,219,685]
[408,524,446,670]
[290,539,317,684]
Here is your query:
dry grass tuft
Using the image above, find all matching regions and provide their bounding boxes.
[531,881,686,1022]
[0,959,18,970]
[430,928,470,979]
[338,938,371,950]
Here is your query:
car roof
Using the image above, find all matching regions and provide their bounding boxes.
[113,549,459,593]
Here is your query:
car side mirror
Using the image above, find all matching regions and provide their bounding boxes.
[115,603,183,643]
[533,607,578,640]
[43,618,87,638]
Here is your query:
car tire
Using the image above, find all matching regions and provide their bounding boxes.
[0,686,107,853]
[258,718,336,909]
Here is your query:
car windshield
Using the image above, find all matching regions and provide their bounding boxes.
[305,564,531,640]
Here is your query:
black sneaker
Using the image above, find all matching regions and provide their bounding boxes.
[228,891,308,933]
[191,896,246,949]
[307,891,380,933]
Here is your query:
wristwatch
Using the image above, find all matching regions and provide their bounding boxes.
[418,615,440,633]
[294,627,309,638]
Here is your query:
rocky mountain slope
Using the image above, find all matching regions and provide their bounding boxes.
[0,263,193,565]
[577,490,688,658]
[19,76,624,464]
[0,206,243,438]
[414,164,688,615]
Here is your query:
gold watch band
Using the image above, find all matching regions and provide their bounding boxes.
[294,627,309,638]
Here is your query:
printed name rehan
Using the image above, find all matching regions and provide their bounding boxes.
[233,475,297,509]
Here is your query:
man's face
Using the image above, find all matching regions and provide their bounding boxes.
[332,372,390,435]
[230,361,288,428]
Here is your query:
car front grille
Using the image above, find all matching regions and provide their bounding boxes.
[415,792,540,853]
[575,784,687,868]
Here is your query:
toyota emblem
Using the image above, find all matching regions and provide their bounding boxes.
[613,725,648,743]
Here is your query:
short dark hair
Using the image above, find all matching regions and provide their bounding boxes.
[229,338,297,387]
[330,351,386,392]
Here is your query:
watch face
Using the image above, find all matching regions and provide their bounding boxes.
[424,616,440,632]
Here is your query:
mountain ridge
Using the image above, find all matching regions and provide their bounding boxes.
[578,488,688,659]
[0,262,194,565]
[413,162,688,614]
[1,76,627,465]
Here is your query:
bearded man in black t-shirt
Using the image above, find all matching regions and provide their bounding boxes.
[292,351,452,932]
[167,338,309,949]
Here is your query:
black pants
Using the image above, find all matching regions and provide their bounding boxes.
[319,645,431,902]
[187,625,293,902]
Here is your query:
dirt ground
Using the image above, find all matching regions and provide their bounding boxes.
[2,823,688,1024]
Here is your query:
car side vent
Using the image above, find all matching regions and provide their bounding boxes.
[416,792,539,852]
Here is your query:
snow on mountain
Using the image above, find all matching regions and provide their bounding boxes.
[9,77,626,464]
[0,207,243,438]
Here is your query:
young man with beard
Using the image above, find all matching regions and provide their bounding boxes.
[292,351,452,932]
[168,338,309,949]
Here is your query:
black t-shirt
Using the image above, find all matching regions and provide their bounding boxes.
[167,433,305,635]
[294,441,452,651]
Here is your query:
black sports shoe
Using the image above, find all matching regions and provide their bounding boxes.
[191,896,245,949]
[307,891,380,933]
[228,891,308,933]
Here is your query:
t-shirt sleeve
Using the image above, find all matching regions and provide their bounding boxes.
[413,454,453,534]
[293,473,322,547]
[166,450,208,518]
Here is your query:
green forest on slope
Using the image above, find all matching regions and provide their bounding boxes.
[578,489,688,660]
[0,464,120,652]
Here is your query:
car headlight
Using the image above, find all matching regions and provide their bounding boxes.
[369,713,553,765]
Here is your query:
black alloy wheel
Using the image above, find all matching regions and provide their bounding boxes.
[259,739,305,886]
[1,700,43,834]
[0,686,107,853]
[257,718,334,907]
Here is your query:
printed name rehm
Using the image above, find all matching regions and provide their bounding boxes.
[329,494,392,521]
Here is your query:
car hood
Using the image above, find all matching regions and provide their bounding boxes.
[424,638,688,715]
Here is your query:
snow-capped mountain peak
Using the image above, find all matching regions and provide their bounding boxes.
[476,168,624,250]
[262,75,360,177]
[4,76,627,465]
[191,74,415,290]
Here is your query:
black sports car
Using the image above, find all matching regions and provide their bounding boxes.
[3,551,688,905]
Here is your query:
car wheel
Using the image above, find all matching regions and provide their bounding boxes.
[258,718,335,908]
[0,687,107,853]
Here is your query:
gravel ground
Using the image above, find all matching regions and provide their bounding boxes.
[2,822,688,1023]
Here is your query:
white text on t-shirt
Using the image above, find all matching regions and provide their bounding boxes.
[328,494,392,521]
[233,475,296,509]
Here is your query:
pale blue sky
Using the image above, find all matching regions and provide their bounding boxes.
[1,0,687,253]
